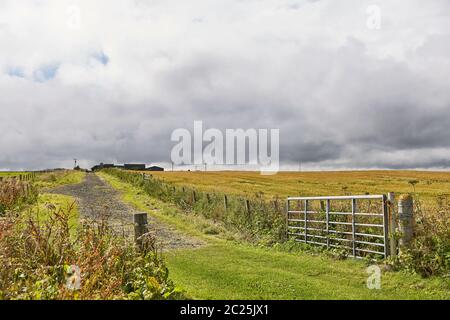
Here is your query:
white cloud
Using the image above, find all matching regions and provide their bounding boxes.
[0,0,449,170]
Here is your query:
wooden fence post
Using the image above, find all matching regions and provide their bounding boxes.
[224,195,228,211]
[192,190,197,204]
[320,201,325,212]
[273,197,279,212]
[206,193,211,204]
[398,194,414,251]
[134,213,149,250]
[245,199,251,218]
[387,192,397,256]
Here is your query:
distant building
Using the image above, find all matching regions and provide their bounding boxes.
[124,164,146,171]
[147,166,164,172]
[91,163,164,172]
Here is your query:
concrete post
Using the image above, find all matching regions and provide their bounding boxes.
[398,194,414,250]
[387,192,397,256]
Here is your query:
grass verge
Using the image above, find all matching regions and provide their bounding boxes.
[34,170,86,190]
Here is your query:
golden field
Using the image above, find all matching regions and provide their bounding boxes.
[147,170,450,205]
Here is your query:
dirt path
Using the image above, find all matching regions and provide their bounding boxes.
[48,173,202,250]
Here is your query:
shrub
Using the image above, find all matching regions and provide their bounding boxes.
[0,204,183,300]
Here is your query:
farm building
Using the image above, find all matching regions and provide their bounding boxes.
[91,163,164,172]
[124,164,146,171]
[147,166,164,171]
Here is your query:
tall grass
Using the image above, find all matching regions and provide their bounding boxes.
[0,178,37,214]
[0,205,183,300]
[393,195,450,277]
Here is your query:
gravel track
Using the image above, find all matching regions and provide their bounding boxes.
[48,173,202,250]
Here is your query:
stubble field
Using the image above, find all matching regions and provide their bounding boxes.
[148,170,450,206]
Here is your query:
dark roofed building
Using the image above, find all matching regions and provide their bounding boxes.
[147,166,164,172]
[91,163,162,172]
[124,164,146,171]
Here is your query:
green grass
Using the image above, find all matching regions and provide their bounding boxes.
[34,193,80,231]
[0,172,30,177]
[34,170,85,189]
[99,172,450,300]
[16,171,82,235]
[165,243,448,300]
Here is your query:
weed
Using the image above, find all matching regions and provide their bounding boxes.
[0,205,183,300]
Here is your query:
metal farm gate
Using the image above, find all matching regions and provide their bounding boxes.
[286,195,390,258]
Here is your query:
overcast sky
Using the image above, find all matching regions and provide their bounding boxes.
[1,0,449,171]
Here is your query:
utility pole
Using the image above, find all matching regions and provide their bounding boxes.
[171,161,174,172]
[73,158,78,168]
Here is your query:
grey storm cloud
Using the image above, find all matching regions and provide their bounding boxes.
[0,0,449,170]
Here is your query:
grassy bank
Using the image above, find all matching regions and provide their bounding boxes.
[99,171,450,300]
